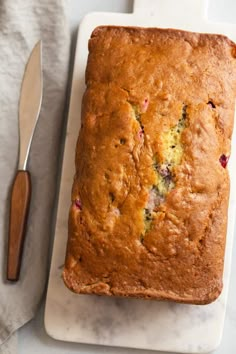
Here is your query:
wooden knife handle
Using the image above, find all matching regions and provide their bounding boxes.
[7,170,31,281]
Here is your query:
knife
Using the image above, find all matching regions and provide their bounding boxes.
[7,40,43,281]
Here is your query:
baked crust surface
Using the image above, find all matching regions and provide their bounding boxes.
[63,26,236,304]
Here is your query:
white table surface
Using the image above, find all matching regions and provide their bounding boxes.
[18,0,236,353]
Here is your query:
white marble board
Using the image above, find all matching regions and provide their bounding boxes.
[45,0,236,352]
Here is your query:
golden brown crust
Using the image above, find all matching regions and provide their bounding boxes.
[63,26,236,304]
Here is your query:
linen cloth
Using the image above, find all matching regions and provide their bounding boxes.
[0,0,70,352]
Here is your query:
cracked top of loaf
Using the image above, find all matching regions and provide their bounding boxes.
[63,26,236,304]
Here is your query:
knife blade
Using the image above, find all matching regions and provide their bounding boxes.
[7,40,43,281]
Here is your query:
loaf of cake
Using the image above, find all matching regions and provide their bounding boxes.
[63,26,236,304]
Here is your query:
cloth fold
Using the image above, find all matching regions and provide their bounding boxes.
[0,0,70,352]
[0,332,17,354]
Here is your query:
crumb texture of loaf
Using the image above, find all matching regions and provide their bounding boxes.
[63,26,236,304]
